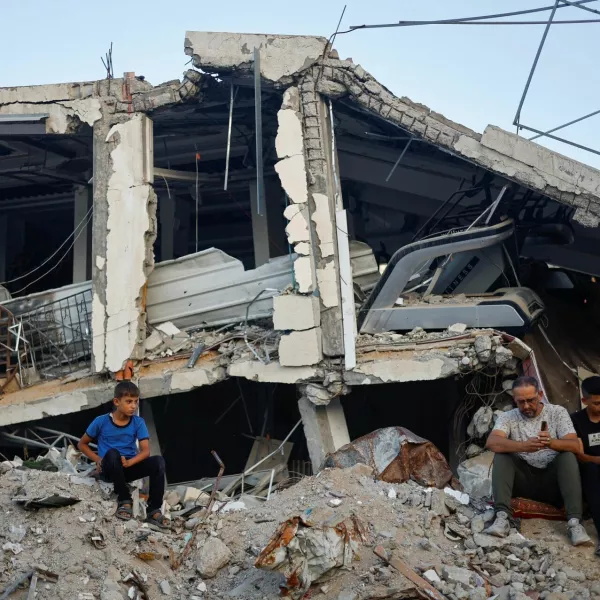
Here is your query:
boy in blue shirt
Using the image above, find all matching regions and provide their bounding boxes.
[78,381,168,528]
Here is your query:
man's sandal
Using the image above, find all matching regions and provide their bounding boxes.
[116,501,134,521]
[146,510,170,529]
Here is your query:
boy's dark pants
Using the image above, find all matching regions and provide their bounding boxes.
[102,448,165,514]
[579,463,600,535]
[492,452,583,520]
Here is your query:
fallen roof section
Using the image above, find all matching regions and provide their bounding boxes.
[185,31,600,227]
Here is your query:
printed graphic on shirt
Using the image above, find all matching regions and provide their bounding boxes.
[589,432,600,447]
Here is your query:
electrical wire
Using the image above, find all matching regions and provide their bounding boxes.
[0,204,93,287]
[11,210,94,296]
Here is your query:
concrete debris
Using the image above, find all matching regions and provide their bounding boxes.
[458,451,495,499]
[196,537,232,578]
[467,406,495,438]
[474,335,493,362]
[143,323,278,364]
[255,509,369,599]
[323,427,454,488]
[1,459,599,599]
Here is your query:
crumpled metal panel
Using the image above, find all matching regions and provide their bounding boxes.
[323,427,453,489]
[255,509,369,599]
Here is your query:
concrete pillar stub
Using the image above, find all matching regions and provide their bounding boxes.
[298,385,350,471]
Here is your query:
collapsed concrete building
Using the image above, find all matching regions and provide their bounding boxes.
[1,31,600,483]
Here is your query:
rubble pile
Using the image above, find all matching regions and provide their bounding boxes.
[143,322,279,363]
[2,457,600,600]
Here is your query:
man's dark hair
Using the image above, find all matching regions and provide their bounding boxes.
[512,376,540,393]
[114,381,140,399]
[582,376,600,398]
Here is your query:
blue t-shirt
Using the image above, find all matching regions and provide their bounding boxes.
[85,414,149,459]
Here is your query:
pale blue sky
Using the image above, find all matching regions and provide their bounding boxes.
[2,0,599,167]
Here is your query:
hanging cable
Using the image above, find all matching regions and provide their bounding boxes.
[0,204,93,287]
[10,210,94,295]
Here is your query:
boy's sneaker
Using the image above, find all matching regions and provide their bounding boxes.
[484,511,510,538]
[567,518,592,546]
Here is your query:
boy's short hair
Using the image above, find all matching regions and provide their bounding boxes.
[582,376,600,398]
[114,381,140,399]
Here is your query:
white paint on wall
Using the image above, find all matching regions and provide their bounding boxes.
[316,262,338,308]
[294,256,314,293]
[311,193,335,258]
[275,155,308,204]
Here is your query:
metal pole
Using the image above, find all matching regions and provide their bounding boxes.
[517,123,600,156]
[253,47,264,216]
[224,81,235,191]
[385,137,413,182]
[514,0,560,127]
[528,108,600,141]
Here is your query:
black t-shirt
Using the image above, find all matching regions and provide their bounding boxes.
[571,409,600,456]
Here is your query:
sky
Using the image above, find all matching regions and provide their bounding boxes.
[1,0,599,167]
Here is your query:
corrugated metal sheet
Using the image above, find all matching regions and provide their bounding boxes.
[2,244,379,330]
[146,248,295,328]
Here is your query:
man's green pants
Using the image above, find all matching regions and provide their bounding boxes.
[492,452,583,520]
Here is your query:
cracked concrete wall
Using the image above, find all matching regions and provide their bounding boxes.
[92,114,156,373]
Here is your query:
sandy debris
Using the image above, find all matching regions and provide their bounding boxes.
[1,464,600,599]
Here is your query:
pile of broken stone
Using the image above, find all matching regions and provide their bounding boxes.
[2,455,599,600]
[143,321,279,363]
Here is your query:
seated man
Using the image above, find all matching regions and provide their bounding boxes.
[571,375,600,556]
[485,376,591,545]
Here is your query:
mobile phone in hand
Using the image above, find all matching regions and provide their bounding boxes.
[541,421,548,432]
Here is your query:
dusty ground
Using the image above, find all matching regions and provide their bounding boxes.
[1,464,600,600]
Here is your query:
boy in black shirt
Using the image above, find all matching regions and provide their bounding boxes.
[571,376,600,556]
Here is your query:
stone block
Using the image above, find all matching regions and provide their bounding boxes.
[273,294,320,331]
[279,328,322,366]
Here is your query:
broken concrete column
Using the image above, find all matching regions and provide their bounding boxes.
[298,384,350,471]
[91,113,156,373]
[299,85,345,357]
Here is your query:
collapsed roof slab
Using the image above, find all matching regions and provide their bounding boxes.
[184,31,600,227]
[184,31,328,84]
[0,354,321,428]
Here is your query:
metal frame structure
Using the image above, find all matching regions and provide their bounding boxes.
[346,0,600,157]
[512,0,600,156]
[0,425,96,452]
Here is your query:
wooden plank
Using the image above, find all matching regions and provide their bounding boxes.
[374,546,448,600]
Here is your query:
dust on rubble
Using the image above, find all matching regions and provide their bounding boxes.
[1,465,600,600]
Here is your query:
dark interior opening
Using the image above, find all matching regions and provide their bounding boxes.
[150,81,287,271]
[0,380,311,486]
[341,378,465,470]
[0,126,93,297]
